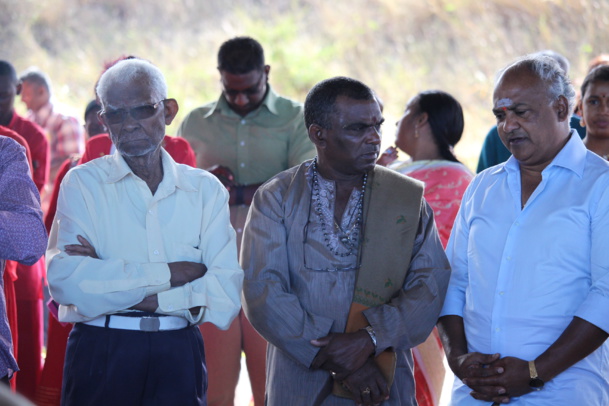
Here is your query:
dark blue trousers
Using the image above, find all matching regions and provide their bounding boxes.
[61,323,206,406]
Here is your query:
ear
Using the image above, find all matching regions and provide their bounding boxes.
[416,112,428,126]
[16,82,22,95]
[555,95,569,122]
[577,101,586,127]
[264,65,271,78]
[163,98,179,125]
[308,123,326,149]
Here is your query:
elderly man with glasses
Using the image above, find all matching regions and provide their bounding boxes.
[241,77,450,406]
[46,58,243,406]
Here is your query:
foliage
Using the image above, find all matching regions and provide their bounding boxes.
[2,0,608,169]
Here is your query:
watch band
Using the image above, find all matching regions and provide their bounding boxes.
[528,360,539,379]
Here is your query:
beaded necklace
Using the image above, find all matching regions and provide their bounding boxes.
[311,158,367,257]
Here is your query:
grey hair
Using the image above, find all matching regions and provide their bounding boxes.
[19,67,52,93]
[96,59,167,105]
[497,54,576,115]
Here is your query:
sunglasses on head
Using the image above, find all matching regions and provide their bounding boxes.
[99,99,166,125]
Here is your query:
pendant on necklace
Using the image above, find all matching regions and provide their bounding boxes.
[339,235,351,244]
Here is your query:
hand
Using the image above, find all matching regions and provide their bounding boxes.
[65,235,99,258]
[376,146,398,167]
[310,330,375,379]
[340,358,389,406]
[466,356,531,403]
[206,165,236,190]
[130,294,159,312]
[448,352,508,402]
[168,261,208,287]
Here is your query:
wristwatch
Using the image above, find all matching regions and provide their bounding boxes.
[528,360,544,390]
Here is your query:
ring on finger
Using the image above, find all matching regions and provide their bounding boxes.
[362,387,371,395]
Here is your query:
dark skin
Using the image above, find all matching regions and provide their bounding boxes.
[439,67,609,404]
[65,76,207,314]
[308,95,388,405]
[0,75,21,127]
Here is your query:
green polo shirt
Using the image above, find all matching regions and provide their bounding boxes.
[177,86,315,185]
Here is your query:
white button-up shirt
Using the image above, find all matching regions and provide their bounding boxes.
[441,132,609,405]
[47,149,243,328]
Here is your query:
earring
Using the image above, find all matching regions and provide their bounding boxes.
[414,127,420,139]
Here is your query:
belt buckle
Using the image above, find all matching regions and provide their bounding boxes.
[140,317,161,332]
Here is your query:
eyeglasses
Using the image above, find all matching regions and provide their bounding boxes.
[222,74,266,98]
[99,99,166,125]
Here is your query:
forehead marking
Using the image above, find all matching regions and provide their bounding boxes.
[496,98,513,109]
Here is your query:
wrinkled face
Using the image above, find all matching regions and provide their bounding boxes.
[492,68,566,169]
[394,95,420,155]
[582,80,609,140]
[220,69,267,116]
[99,78,166,158]
[0,75,17,118]
[321,96,383,175]
[84,108,106,137]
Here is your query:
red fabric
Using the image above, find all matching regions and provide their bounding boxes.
[13,258,44,401]
[0,126,33,172]
[3,262,18,391]
[79,133,196,167]
[35,133,197,406]
[7,113,49,193]
[44,157,80,234]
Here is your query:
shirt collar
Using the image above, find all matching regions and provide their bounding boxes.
[500,129,585,177]
[105,148,198,192]
[203,85,280,118]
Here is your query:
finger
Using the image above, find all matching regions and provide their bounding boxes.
[76,235,93,248]
[310,336,331,347]
[463,375,506,388]
[467,366,504,378]
[466,384,507,397]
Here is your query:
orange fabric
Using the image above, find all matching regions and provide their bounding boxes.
[200,310,266,406]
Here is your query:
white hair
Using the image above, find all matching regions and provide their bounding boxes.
[496,54,576,115]
[96,59,167,105]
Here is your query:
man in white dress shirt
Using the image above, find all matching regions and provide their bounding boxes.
[46,58,243,406]
[438,54,609,405]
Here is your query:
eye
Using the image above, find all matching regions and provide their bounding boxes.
[514,110,527,117]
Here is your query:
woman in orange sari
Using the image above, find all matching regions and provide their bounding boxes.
[379,90,473,405]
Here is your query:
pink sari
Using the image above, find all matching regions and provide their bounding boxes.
[389,159,473,405]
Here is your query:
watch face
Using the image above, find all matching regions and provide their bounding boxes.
[529,377,545,390]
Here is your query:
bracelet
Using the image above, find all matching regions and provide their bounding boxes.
[235,185,245,206]
[361,325,377,350]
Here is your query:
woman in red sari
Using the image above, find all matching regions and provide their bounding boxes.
[379,90,473,406]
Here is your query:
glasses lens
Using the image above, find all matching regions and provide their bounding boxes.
[131,104,158,120]
[103,109,125,125]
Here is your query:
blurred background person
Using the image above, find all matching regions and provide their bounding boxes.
[19,68,84,184]
[579,65,609,160]
[379,90,472,406]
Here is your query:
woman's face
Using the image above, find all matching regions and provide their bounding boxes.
[582,80,609,139]
[394,96,420,155]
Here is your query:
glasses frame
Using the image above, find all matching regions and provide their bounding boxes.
[98,99,167,125]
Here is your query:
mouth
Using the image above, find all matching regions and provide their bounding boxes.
[361,150,379,160]
[506,135,527,146]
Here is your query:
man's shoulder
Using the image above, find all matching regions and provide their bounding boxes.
[9,113,46,141]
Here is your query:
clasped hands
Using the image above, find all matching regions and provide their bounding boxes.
[65,235,207,313]
[311,331,389,406]
[452,352,534,404]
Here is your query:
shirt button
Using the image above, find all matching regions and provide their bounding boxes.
[153,250,159,255]
[499,291,505,295]
[495,327,501,332]
[167,305,174,311]
[148,210,153,214]
[240,141,245,146]
[514,221,519,226]
[236,228,243,233]
[240,163,245,168]
[506,256,511,261]
[241,119,246,125]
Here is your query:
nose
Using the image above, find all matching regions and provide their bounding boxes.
[501,112,519,133]
[367,125,382,144]
[233,93,249,107]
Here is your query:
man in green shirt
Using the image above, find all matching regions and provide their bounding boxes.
[177,36,315,406]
